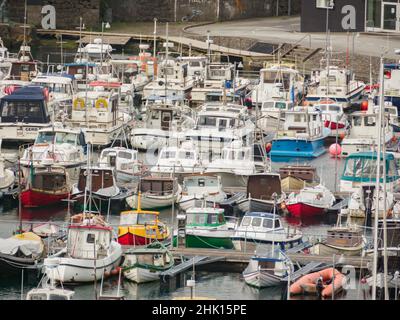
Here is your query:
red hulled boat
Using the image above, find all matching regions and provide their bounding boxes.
[21,166,71,208]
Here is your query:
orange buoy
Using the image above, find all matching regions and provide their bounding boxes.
[339,132,346,140]
[111,269,119,276]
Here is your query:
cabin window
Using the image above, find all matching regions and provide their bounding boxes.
[198,179,205,187]
[329,105,340,112]
[275,219,281,228]
[209,214,218,224]
[263,218,273,229]
[365,117,376,126]
[87,233,95,244]
[353,117,362,126]
[312,115,317,121]
[118,151,132,160]
[138,214,157,225]
[179,151,194,160]
[190,61,201,67]
[294,114,303,122]
[187,213,207,225]
[49,294,69,300]
[36,132,55,144]
[161,151,176,159]
[251,217,262,227]
[28,293,48,300]
[262,101,274,110]
[56,132,77,145]
[32,173,66,191]
[151,111,159,120]
[241,217,251,227]
[1,101,44,122]
[199,116,216,127]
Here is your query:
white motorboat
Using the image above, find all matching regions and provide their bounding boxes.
[26,269,75,300]
[0,156,15,198]
[191,62,250,108]
[131,101,195,151]
[143,57,194,100]
[341,111,394,157]
[178,174,227,212]
[126,176,181,210]
[66,81,131,146]
[20,126,87,182]
[251,62,304,106]
[77,38,113,64]
[151,141,204,176]
[184,103,255,162]
[98,147,142,183]
[206,140,259,188]
[231,212,303,252]
[312,100,349,137]
[44,213,122,283]
[256,100,293,132]
[306,63,365,108]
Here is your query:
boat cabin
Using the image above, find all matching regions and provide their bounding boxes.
[279,110,324,138]
[33,128,86,148]
[346,112,390,139]
[65,62,97,89]
[279,165,320,183]
[195,107,247,131]
[261,100,293,113]
[145,104,183,131]
[99,147,138,169]
[26,288,74,300]
[139,177,178,196]
[239,212,282,231]
[179,56,207,79]
[77,167,117,194]
[340,152,399,192]
[67,222,113,259]
[31,75,75,99]
[246,174,282,201]
[182,174,221,195]
[205,63,234,82]
[29,166,69,192]
[326,228,363,248]
[0,86,50,124]
[186,207,227,227]
[119,209,160,226]
[124,246,172,269]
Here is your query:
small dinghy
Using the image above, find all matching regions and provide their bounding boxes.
[290,268,346,298]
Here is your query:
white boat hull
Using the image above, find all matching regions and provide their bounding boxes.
[243,269,282,288]
[126,186,182,209]
[123,267,161,284]
[44,243,122,283]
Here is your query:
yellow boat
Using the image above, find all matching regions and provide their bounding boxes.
[118,192,170,246]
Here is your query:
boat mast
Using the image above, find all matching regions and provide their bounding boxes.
[371,54,385,300]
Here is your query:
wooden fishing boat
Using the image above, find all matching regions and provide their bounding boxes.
[43,213,122,283]
[118,193,170,246]
[122,242,174,283]
[126,176,181,210]
[236,173,284,213]
[243,250,293,288]
[20,166,71,208]
[290,268,346,298]
[279,164,320,183]
[281,175,307,193]
[309,214,366,256]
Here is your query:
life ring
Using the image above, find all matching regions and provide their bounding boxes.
[95,98,108,110]
[73,98,85,110]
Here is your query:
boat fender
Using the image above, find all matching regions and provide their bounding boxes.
[95,98,108,110]
[73,98,85,110]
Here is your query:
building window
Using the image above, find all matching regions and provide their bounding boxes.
[316,0,334,9]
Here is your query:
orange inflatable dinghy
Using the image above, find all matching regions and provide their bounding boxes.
[290,268,345,298]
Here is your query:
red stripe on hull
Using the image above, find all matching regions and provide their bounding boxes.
[286,202,325,218]
[118,233,157,246]
[20,189,69,208]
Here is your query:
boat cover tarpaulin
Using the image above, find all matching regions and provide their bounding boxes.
[0,233,44,258]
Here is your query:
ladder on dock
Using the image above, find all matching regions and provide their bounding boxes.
[161,256,226,279]
[285,242,312,254]
[281,261,327,282]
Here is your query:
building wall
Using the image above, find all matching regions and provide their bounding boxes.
[301,0,366,32]
[8,0,100,28]
[104,0,300,23]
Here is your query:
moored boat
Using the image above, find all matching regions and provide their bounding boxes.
[122,242,174,283]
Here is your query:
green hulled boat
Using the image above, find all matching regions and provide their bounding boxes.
[173,207,239,249]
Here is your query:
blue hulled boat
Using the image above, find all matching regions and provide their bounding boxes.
[270,109,329,158]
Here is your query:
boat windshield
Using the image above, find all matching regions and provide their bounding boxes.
[178,151,195,160]
[55,132,77,144]
[36,131,55,144]
[187,213,207,225]
[36,82,71,94]
[343,157,397,180]
[160,151,176,159]
[262,101,288,110]
[137,214,158,225]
